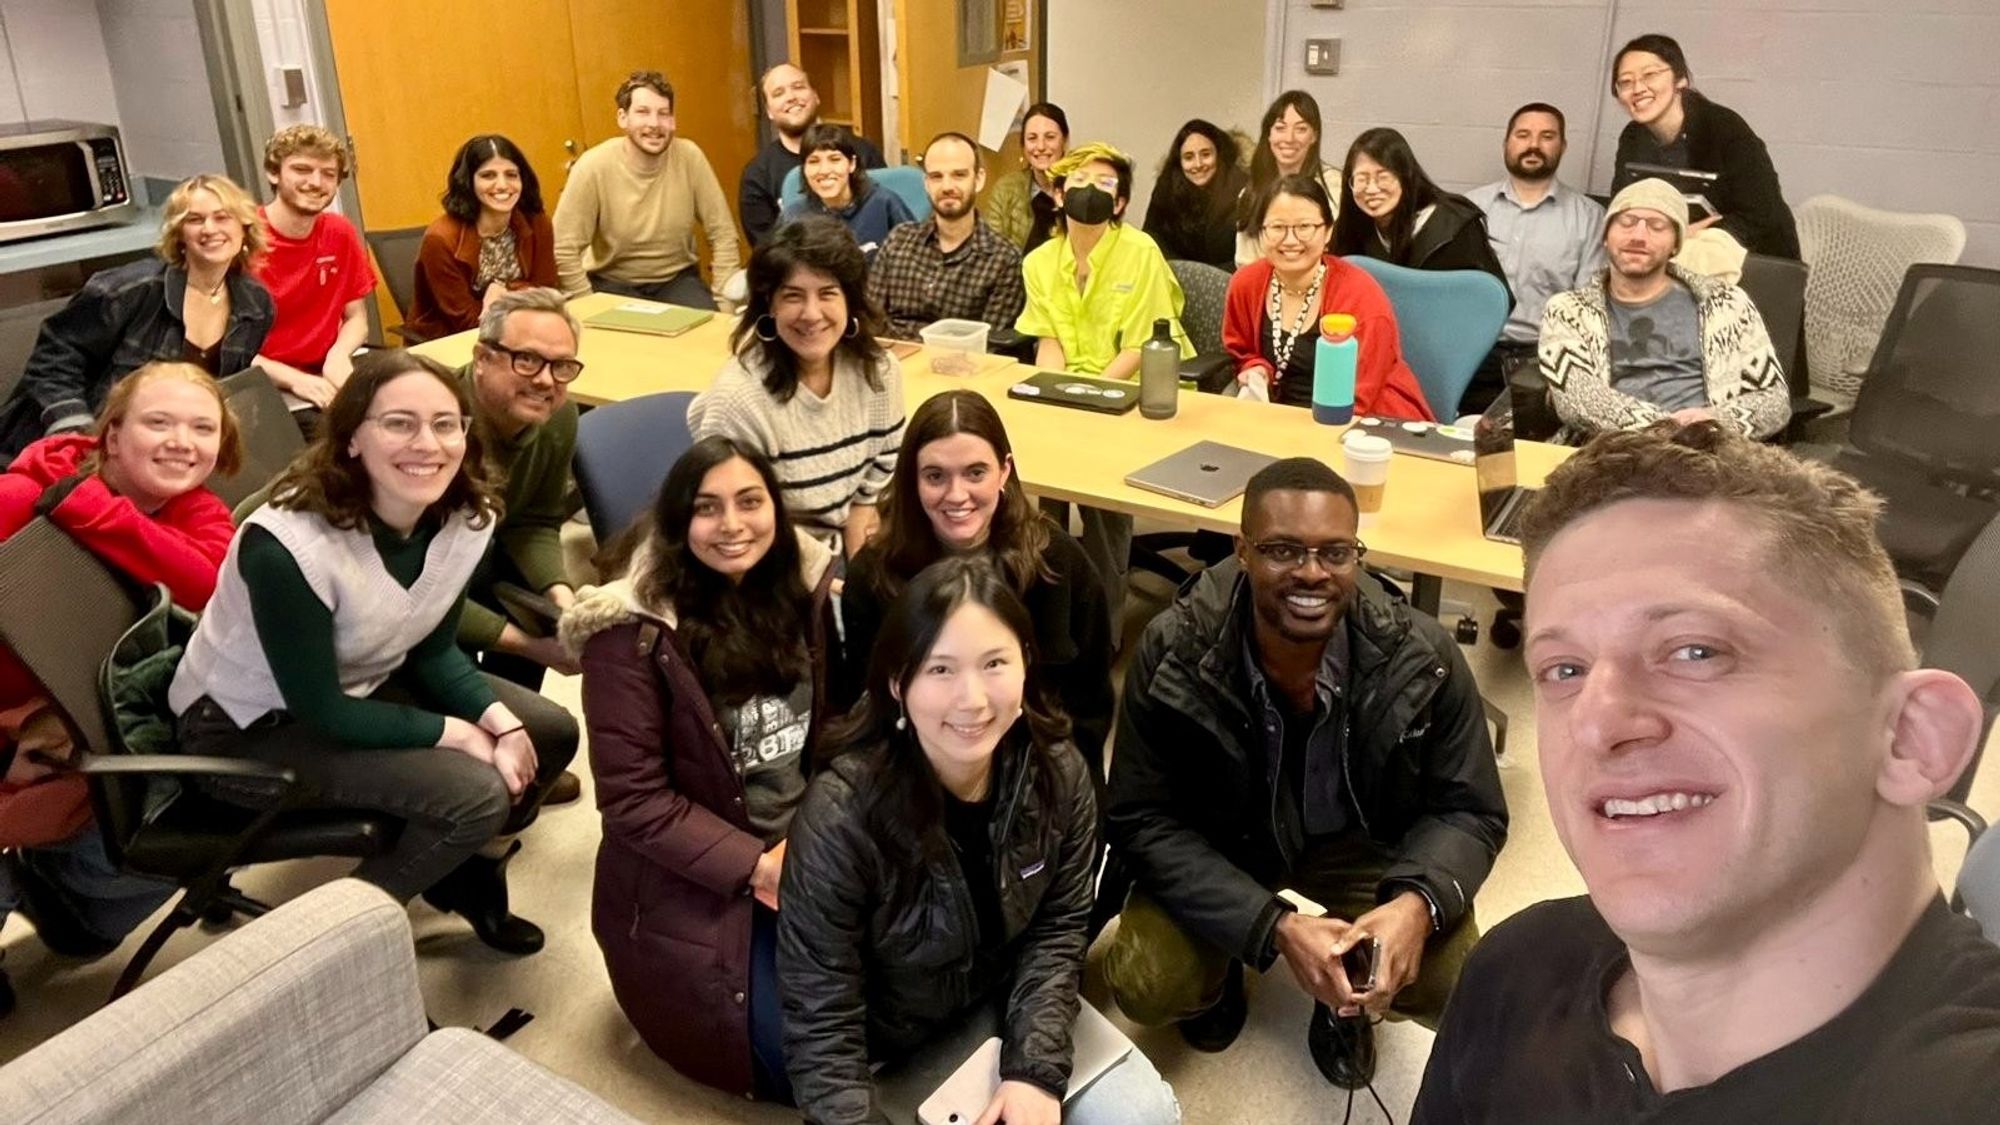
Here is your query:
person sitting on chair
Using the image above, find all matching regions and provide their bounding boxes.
[252,126,375,416]
[740,64,888,250]
[778,125,915,262]
[1333,128,1509,297]
[982,102,1068,254]
[1144,119,1249,271]
[866,132,1025,341]
[405,134,559,340]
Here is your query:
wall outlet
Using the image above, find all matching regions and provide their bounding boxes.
[1304,38,1341,76]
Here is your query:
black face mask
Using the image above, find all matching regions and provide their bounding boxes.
[1062,184,1117,225]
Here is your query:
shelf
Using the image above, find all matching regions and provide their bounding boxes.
[798,26,849,35]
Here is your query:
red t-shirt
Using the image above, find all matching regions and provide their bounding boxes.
[255,207,376,372]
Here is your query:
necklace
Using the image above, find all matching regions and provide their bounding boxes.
[198,275,227,306]
[1265,262,1326,378]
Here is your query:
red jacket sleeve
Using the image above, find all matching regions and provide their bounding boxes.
[1223,263,1274,380]
[45,478,235,610]
[522,211,559,291]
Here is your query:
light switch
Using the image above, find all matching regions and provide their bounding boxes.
[279,67,308,109]
[1304,38,1341,76]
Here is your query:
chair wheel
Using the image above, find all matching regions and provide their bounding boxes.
[1490,614,1522,650]
[1453,617,1480,645]
[199,902,238,929]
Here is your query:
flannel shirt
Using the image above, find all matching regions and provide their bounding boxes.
[866,215,1028,341]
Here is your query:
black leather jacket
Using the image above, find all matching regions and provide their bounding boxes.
[778,731,1098,1125]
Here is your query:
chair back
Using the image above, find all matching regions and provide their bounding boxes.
[1847,265,2000,482]
[213,367,306,512]
[574,390,696,542]
[0,297,65,407]
[780,165,934,223]
[1927,511,2000,804]
[0,518,144,753]
[1737,253,1809,398]
[1796,195,1966,400]
[363,225,427,327]
[1959,825,2000,942]
[1344,256,1509,420]
[1168,260,1231,356]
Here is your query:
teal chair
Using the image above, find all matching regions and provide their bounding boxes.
[1344,256,1510,420]
[780,164,933,222]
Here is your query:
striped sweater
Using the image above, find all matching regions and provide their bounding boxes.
[687,350,905,543]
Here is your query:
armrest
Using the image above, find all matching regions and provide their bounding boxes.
[1902,577,1943,618]
[1929,798,1986,845]
[1180,353,1237,395]
[986,328,1038,365]
[77,754,298,786]
[388,323,431,346]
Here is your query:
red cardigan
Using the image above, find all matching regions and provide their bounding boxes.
[405,209,559,340]
[1223,256,1434,421]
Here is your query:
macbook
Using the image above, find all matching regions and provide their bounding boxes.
[1475,391,1538,545]
[1124,440,1277,508]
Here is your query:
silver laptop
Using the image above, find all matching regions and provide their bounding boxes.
[1475,391,1538,545]
[917,1003,1134,1125]
[1124,440,1277,508]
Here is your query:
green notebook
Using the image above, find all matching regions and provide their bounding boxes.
[584,302,716,337]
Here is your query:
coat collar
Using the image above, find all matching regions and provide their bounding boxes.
[559,526,834,655]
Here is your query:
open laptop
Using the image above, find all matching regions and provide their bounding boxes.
[1475,391,1538,545]
[1622,162,1719,223]
[917,1004,1134,1125]
[1125,440,1277,508]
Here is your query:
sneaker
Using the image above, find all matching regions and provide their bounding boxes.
[1177,961,1247,1052]
[1308,1002,1377,1090]
[543,770,582,807]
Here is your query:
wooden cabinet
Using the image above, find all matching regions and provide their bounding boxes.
[788,0,881,139]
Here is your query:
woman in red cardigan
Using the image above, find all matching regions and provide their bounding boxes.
[1223,174,1433,421]
[0,361,242,1014]
[404,135,559,340]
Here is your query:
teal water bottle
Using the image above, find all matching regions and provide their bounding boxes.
[1312,313,1358,426]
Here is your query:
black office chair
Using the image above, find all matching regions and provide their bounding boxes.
[0,297,65,408]
[1735,253,1829,442]
[1167,259,1240,393]
[364,226,429,345]
[212,367,307,514]
[1905,511,2000,805]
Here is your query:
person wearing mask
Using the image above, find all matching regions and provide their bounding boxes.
[1610,34,1800,260]
[688,217,905,558]
[984,103,1069,254]
[1144,119,1249,270]
[553,70,739,309]
[406,135,559,340]
[0,174,272,457]
[838,389,1114,773]
[1223,176,1431,420]
[741,64,887,249]
[1334,128,1510,300]
[170,350,578,955]
[253,126,375,414]
[867,132,1025,341]
[780,555,1182,1125]
[0,362,243,1017]
[1464,103,1607,417]
[565,436,837,1103]
[777,125,915,261]
[1236,91,1342,268]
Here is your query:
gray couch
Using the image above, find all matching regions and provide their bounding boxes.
[0,879,640,1124]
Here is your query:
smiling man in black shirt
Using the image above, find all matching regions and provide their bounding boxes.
[1413,423,2000,1124]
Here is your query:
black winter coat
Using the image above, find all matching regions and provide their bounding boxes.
[1106,561,1507,966]
[778,731,1099,1125]
[1613,90,1801,261]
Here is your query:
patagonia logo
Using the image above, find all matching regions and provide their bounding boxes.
[1399,723,1431,742]
[1019,860,1046,879]
[1112,282,1135,293]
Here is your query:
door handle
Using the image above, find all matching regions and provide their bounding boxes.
[563,138,578,153]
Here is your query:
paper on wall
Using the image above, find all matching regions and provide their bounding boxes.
[978,65,1030,153]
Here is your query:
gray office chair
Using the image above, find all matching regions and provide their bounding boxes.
[0,297,65,409]
[1167,259,1237,393]
[1736,253,1828,441]
[1907,510,2000,805]
[364,226,428,344]
[212,367,306,513]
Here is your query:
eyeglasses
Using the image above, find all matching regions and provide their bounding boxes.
[1251,539,1367,571]
[365,412,470,445]
[1613,66,1675,95]
[1260,221,1327,242]
[1350,171,1399,191]
[483,342,584,384]
[1610,212,1675,235]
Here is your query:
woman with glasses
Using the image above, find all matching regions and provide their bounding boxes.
[405,135,558,341]
[1332,128,1509,297]
[1609,34,1799,260]
[170,349,578,954]
[1235,91,1342,267]
[1224,176,1431,419]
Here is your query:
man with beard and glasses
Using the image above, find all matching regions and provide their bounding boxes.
[739,64,885,249]
[1463,103,1606,417]
[552,70,739,310]
[1102,456,1506,1093]
[1540,178,1786,443]
[254,125,375,423]
[865,132,1025,341]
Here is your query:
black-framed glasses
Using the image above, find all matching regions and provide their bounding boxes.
[484,342,584,384]
[1260,221,1327,243]
[1251,539,1367,572]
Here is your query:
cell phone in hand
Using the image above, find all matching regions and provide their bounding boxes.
[1342,935,1382,994]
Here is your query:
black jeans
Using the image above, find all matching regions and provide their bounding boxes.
[588,268,717,310]
[179,674,578,902]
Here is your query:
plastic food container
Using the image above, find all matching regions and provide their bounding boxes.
[919,318,990,356]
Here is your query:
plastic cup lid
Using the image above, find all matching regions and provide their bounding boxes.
[1342,432,1393,458]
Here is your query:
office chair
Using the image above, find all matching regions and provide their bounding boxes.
[1906,511,2000,806]
[573,390,696,543]
[364,226,429,344]
[779,164,934,222]
[211,367,307,513]
[1343,256,1510,421]
[1795,195,1966,402]
[1735,253,1829,441]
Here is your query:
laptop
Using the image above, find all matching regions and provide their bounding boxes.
[1622,162,1719,223]
[1006,370,1141,415]
[583,301,715,337]
[917,1004,1134,1125]
[1125,440,1277,508]
[1475,392,1538,545]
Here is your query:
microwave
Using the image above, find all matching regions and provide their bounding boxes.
[0,120,139,245]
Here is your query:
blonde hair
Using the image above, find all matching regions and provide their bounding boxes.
[157,174,266,273]
[1051,142,1133,186]
[262,124,351,181]
[1521,422,1915,679]
[91,362,246,480]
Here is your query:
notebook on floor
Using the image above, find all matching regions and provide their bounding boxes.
[1475,390,1538,545]
[1005,370,1141,415]
[1124,440,1277,508]
[917,1003,1135,1125]
[583,302,715,337]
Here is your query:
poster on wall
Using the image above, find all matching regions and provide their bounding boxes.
[1001,0,1029,54]
[959,0,1000,66]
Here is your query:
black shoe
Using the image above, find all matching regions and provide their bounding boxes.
[1308,1003,1376,1090]
[0,963,15,1020]
[421,841,545,955]
[543,770,582,807]
[1177,961,1248,1052]
[7,852,120,960]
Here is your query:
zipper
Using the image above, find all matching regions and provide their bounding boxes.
[992,748,1033,906]
[630,899,640,939]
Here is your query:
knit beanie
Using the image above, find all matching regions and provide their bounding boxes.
[1606,177,1689,246]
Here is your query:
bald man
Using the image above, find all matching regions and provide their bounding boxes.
[739,63,886,246]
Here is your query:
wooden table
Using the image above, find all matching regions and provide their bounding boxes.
[415,294,1569,594]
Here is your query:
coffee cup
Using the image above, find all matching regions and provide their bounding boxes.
[1341,432,1393,527]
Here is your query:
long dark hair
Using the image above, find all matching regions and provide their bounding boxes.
[1612,33,1694,92]
[728,215,888,403]
[799,123,875,205]
[440,135,545,224]
[1331,127,1448,262]
[869,390,1053,601]
[636,436,811,704]
[1242,90,1324,231]
[832,556,1070,875]
[1147,119,1246,255]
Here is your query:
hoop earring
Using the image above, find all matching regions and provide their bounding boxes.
[845,316,861,339]
[754,315,779,342]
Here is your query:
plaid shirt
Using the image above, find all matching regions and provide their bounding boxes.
[866,214,1027,340]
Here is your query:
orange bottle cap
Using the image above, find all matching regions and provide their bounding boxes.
[1321,313,1357,337]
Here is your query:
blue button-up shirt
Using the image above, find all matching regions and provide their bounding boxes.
[1465,178,1608,345]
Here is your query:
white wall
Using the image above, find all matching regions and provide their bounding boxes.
[247,0,329,131]
[0,0,123,128]
[97,0,227,178]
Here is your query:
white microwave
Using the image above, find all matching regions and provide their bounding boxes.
[0,120,140,245]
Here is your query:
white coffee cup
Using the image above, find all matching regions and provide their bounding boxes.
[1342,432,1394,528]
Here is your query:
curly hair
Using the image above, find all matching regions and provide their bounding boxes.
[1521,421,1914,678]
[156,174,266,274]
[262,124,350,181]
[440,134,545,224]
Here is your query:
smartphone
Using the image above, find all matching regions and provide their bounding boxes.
[1342,935,1382,994]
[917,1036,1003,1125]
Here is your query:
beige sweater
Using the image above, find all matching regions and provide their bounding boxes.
[552,136,741,299]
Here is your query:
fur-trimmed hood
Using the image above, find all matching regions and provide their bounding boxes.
[558,525,834,656]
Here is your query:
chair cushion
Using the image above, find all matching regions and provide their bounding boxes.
[1832,450,2000,579]
[323,1028,642,1124]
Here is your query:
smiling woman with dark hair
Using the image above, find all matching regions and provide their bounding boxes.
[1145,119,1248,269]
[1333,127,1509,294]
[406,135,558,340]
[778,124,915,260]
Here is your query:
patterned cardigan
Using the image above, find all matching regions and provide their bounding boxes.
[1538,263,1790,440]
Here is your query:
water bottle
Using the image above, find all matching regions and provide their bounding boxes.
[1312,313,1359,426]
[1139,318,1180,420]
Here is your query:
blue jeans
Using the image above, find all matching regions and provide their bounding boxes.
[750,904,794,1103]
[1065,1047,1182,1125]
[0,825,174,945]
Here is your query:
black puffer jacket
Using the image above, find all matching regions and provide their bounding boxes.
[778,730,1098,1125]
[1106,561,1507,966]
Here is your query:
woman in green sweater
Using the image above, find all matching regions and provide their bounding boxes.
[169,349,577,954]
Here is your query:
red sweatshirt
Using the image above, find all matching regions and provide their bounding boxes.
[1223,256,1434,422]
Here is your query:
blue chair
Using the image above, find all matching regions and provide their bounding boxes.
[573,391,695,543]
[1344,256,1510,420]
[780,164,933,222]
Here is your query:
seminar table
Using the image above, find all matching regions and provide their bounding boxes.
[414,294,1569,597]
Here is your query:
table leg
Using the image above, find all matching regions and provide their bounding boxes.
[1410,573,1443,618]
